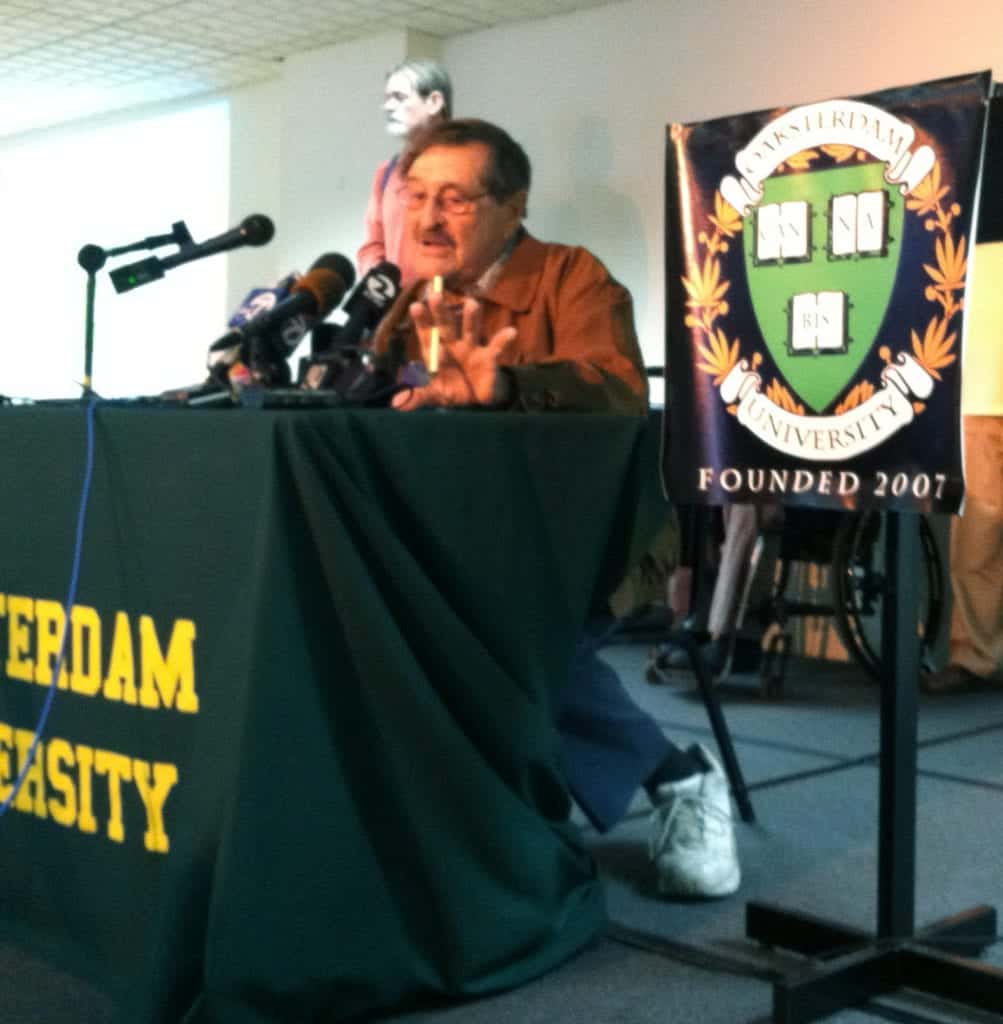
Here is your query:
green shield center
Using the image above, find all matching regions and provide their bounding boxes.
[742,161,903,412]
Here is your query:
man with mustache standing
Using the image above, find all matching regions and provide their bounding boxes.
[371,118,742,898]
[358,59,452,288]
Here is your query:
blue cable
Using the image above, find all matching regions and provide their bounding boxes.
[1,398,97,816]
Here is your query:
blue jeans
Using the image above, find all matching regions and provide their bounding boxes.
[556,618,674,832]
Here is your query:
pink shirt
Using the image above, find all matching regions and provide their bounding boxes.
[356,156,420,288]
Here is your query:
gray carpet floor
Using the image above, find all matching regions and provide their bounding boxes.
[382,647,1003,1024]
[4,647,1003,1023]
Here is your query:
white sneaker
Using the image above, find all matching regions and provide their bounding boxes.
[648,743,740,898]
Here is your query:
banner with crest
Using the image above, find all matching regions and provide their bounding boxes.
[664,71,991,513]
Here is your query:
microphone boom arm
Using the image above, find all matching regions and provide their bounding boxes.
[108,214,274,294]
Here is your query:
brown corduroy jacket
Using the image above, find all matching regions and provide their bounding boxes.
[370,231,648,413]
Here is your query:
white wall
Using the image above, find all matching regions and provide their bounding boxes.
[0,99,229,399]
[228,0,1001,369]
[6,0,1001,397]
[227,78,283,311]
[441,0,1003,366]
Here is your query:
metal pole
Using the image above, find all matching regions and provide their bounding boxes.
[877,509,920,940]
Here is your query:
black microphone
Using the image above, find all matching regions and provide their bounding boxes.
[303,262,403,400]
[163,214,274,268]
[330,261,402,351]
[208,253,355,379]
[110,214,275,293]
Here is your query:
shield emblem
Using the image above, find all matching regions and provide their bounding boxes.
[742,159,904,412]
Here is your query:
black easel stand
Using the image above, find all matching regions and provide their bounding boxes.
[665,505,755,820]
[746,510,1003,1022]
[674,623,755,824]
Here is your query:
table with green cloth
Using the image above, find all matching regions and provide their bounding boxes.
[0,404,666,1023]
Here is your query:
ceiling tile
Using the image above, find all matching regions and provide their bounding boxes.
[0,0,624,138]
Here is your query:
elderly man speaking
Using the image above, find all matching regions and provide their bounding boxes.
[373,118,647,415]
[371,118,740,899]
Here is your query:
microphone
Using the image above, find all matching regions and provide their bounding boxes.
[226,272,300,330]
[329,261,402,351]
[303,262,401,392]
[208,253,355,383]
[164,214,274,267]
[110,214,275,293]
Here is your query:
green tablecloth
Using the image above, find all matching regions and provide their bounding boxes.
[0,404,664,1022]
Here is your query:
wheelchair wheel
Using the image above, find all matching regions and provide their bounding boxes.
[831,510,944,682]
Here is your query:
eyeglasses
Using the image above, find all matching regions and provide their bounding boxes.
[401,184,489,216]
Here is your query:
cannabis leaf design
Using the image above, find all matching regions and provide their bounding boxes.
[906,160,949,217]
[696,328,740,385]
[911,316,957,380]
[766,378,805,415]
[682,254,730,330]
[923,232,966,318]
[834,380,875,416]
[708,192,742,239]
[820,144,863,163]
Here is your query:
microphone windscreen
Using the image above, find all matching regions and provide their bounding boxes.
[240,214,276,246]
[292,263,351,318]
[309,252,356,291]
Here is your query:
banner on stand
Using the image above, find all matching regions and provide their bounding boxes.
[664,71,991,513]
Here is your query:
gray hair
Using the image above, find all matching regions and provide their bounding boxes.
[388,59,452,120]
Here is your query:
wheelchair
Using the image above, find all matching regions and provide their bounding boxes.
[646,506,945,698]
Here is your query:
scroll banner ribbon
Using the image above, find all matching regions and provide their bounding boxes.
[720,99,936,215]
[720,353,934,462]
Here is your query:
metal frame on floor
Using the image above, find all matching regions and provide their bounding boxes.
[746,512,1003,1023]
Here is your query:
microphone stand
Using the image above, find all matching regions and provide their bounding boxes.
[76,245,107,397]
[74,222,192,396]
